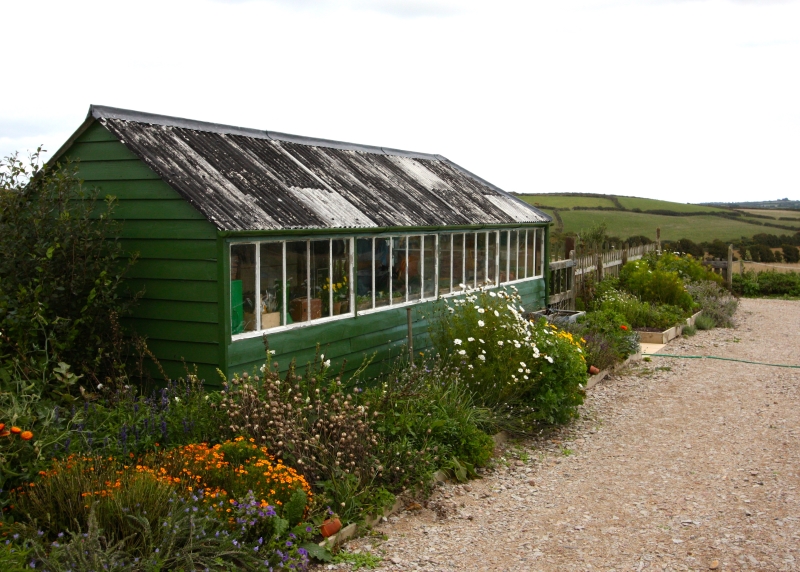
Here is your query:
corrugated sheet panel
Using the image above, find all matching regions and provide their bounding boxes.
[91,106,549,232]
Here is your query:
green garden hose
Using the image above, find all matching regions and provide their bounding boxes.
[648,354,800,369]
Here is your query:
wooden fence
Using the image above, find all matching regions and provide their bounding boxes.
[548,244,657,309]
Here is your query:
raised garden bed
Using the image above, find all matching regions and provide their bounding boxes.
[530,309,586,325]
[636,310,702,344]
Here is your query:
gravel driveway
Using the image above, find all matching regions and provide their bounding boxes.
[333,298,800,571]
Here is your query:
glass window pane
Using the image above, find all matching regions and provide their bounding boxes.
[375,237,391,308]
[407,235,422,301]
[488,231,497,285]
[526,229,536,278]
[452,234,465,289]
[391,236,407,304]
[310,240,329,318]
[535,228,544,276]
[331,239,350,316]
[231,244,256,334]
[465,233,476,287]
[438,234,452,295]
[259,242,284,330]
[423,234,436,298]
[517,230,525,279]
[499,231,509,283]
[509,230,519,281]
[356,238,373,311]
[476,232,487,285]
[286,241,309,323]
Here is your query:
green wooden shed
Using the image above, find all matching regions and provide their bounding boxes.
[51,106,552,383]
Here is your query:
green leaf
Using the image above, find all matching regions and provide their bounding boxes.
[300,541,333,562]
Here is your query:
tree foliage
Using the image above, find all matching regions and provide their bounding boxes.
[0,149,137,387]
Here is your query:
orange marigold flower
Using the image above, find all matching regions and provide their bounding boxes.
[0,431,9,438]
[0,423,5,431]
[10,426,21,434]
[20,431,33,441]
[620,324,628,330]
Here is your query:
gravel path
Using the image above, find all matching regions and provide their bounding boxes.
[333,299,800,571]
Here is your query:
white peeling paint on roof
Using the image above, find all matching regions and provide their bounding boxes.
[287,187,379,228]
[383,155,450,192]
[484,195,548,223]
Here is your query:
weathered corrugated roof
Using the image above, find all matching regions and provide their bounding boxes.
[77,105,550,232]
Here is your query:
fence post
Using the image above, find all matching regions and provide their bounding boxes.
[727,244,734,288]
[569,249,576,310]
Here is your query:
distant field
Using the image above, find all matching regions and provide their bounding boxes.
[737,209,800,220]
[557,210,775,243]
[615,196,728,214]
[518,192,800,243]
[518,194,616,209]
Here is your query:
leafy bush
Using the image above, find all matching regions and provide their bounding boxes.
[733,271,800,297]
[0,151,137,387]
[570,310,640,371]
[619,259,694,311]
[685,281,738,328]
[694,314,716,330]
[367,360,494,483]
[430,286,587,430]
[682,325,697,337]
[782,244,800,263]
[597,290,686,330]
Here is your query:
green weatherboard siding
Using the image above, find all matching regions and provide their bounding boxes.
[59,119,551,386]
[64,121,221,383]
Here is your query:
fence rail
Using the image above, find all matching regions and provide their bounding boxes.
[548,244,657,310]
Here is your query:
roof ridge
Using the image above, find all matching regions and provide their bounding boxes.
[89,104,441,160]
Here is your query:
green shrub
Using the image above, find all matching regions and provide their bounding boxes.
[733,270,800,297]
[782,244,800,263]
[0,151,137,387]
[685,281,738,328]
[682,325,697,337]
[367,360,494,483]
[694,315,716,330]
[430,287,587,430]
[597,290,686,330]
[570,309,640,370]
[619,260,693,311]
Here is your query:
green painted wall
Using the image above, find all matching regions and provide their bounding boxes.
[65,122,221,383]
[224,277,546,384]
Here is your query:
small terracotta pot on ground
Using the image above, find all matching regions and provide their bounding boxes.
[320,518,342,538]
[588,365,600,375]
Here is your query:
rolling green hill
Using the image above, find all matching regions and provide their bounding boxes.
[516,193,800,243]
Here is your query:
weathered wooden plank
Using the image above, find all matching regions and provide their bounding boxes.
[145,339,219,365]
[120,220,217,240]
[112,200,207,220]
[123,318,219,343]
[123,279,218,303]
[90,180,183,200]
[230,339,352,376]
[133,299,218,323]
[120,239,217,261]
[64,140,140,162]
[75,122,118,143]
[140,360,222,386]
[127,259,218,281]
[77,160,160,181]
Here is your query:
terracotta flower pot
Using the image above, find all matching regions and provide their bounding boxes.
[320,518,342,538]
[588,365,600,375]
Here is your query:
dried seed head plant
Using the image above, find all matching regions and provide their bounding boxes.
[217,341,382,490]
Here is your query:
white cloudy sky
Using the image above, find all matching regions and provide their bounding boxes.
[2,0,798,203]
